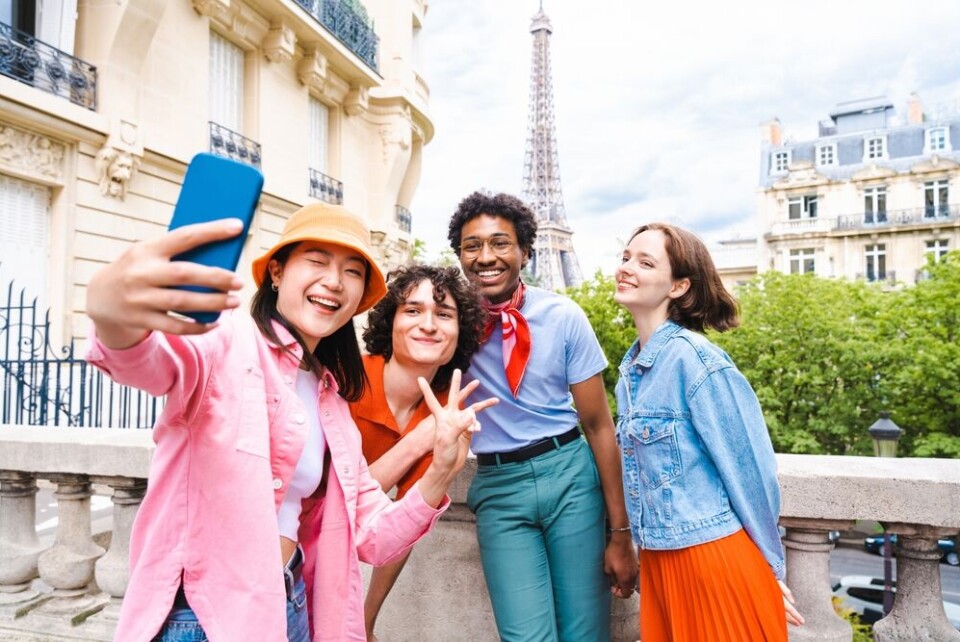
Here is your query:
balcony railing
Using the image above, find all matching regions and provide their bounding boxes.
[395,205,412,233]
[209,122,261,168]
[293,0,379,72]
[0,280,162,428]
[309,168,343,205]
[768,217,834,236]
[855,270,897,284]
[0,21,97,110]
[836,204,960,231]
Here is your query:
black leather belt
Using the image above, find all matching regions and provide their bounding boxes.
[476,427,581,466]
[172,545,304,608]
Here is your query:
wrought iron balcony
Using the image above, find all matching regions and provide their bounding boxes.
[0,22,97,110]
[836,204,959,231]
[395,205,412,233]
[209,122,261,168]
[294,0,379,72]
[309,168,343,205]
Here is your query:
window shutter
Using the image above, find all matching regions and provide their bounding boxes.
[0,174,50,307]
[309,97,328,173]
[209,32,244,132]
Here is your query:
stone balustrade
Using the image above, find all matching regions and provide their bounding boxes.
[0,425,958,641]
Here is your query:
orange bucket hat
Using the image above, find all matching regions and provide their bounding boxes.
[251,202,387,315]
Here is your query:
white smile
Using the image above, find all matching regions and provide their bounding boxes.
[307,295,341,310]
[477,269,503,278]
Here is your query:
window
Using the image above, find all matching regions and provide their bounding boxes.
[863,187,887,224]
[789,248,815,275]
[865,244,886,282]
[308,97,329,173]
[773,151,790,173]
[209,32,244,132]
[788,195,818,220]
[817,143,836,166]
[865,136,886,160]
[0,174,50,307]
[924,179,949,218]
[926,239,949,262]
[925,127,949,154]
[0,0,77,53]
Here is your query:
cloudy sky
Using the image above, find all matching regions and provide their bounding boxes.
[409,0,960,277]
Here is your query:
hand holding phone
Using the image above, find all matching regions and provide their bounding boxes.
[168,153,264,322]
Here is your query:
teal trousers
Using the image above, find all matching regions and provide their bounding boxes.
[467,438,610,642]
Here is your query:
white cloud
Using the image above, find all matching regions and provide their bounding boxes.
[410,0,960,276]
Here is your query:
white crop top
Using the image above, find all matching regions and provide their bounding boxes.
[277,368,327,540]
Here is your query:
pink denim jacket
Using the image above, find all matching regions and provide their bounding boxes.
[86,312,448,641]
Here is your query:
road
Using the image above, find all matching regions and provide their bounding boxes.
[830,544,960,604]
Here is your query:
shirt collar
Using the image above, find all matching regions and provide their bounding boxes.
[266,319,339,393]
[619,320,683,372]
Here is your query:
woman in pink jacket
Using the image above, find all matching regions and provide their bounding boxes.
[85,202,494,642]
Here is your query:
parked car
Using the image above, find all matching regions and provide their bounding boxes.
[832,575,960,629]
[864,534,960,566]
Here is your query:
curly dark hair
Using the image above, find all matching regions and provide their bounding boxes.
[362,264,487,392]
[447,191,538,258]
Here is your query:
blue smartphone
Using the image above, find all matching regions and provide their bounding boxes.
[168,153,264,323]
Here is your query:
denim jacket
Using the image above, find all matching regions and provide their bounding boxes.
[615,320,785,580]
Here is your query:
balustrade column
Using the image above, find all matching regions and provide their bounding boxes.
[781,518,855,642]
[873,525,960,642]
[0,471,46,609]
[90,476,146,622]
[35,474,106,615]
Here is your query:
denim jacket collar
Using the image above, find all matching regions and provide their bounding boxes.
[618,320,684,374]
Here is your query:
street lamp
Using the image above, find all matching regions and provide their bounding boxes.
[868,411,902,458]
[868,410,902,617]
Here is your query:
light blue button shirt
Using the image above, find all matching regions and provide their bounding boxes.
[615,320,785,580]
[466,286,607,454]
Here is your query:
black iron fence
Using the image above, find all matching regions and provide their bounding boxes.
[209,121,262,169]
[294,0,379,72]
[309,167,343,204]
[0,280,162,428]
[0,21,97,110]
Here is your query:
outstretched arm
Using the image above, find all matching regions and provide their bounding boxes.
[571,373,638,599]
[87,218,245,349]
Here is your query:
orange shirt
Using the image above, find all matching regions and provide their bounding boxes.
[351,354,448,499]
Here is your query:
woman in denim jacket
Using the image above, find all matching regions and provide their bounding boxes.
[613,222,803,641]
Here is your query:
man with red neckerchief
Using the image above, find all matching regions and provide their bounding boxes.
[447,191,637,641]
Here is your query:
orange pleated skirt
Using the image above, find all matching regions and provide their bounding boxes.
[639,529,786,642]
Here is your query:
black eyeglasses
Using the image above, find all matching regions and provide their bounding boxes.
[461,238,516,257]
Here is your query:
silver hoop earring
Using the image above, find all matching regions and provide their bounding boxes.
[271,282,279,292]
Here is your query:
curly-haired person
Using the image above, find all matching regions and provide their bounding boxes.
[350,264,493,642]
[448,190,637,641]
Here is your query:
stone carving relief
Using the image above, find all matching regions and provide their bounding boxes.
[344,86,369,117]
[192,0,231,20]
[95,119,143,200]
[0,124,65,182]
[379,120,411,165]
[263,22,295,64]
[95,147,140,200]
[297,49,328,92]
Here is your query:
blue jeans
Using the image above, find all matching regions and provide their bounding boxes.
[467,438,610,642]
[152,576,309,642]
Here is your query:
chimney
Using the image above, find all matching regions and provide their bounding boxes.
[906,93,924,125]
[761,118,783,146]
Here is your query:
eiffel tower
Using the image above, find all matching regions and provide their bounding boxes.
[521,2,583,291]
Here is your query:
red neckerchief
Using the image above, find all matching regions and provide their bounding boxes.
[482,281,531,399]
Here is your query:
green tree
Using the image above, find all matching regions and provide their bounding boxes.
[712,273,889,455]
[566,270,635,412]
[877,251,960,457]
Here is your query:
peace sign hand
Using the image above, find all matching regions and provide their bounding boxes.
[414,369,498,508]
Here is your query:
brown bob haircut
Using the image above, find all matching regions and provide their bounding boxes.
[362,264,487,392]
[629,223,740,333]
